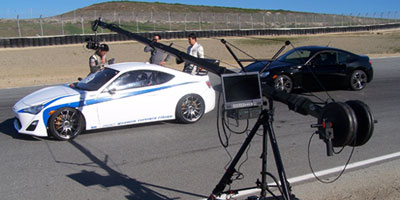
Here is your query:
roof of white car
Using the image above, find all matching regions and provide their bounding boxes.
[107,62,169,73]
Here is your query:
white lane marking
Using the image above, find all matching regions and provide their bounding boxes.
[371,56,400,59]
[203,151,400,199]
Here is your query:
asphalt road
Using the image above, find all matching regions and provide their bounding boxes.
[0,57,399,200]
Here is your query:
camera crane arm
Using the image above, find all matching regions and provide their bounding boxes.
[92,19,228,76]
[91,19,322,118]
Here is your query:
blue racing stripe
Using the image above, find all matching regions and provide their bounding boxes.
[41,81,196,126]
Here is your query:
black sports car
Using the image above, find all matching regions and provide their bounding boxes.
[245,46,374,93]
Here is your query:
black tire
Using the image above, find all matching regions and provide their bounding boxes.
[175,94,205,124]
[48,107,85,141]
[349,70,368,91]
[274,74,293,93]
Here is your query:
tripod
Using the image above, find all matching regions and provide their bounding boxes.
[209,99,296,200]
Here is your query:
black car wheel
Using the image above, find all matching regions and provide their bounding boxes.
[176,94,205,124]
[349,70,367,91]
[274,74,293,93]
[48,107,85,141]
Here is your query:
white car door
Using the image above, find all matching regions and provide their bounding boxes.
[96,70,175,127]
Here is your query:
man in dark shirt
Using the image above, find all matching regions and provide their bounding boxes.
[144,34,169,66]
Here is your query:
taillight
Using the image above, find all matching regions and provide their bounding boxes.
[206,81,211,88]
[369,60,372,65]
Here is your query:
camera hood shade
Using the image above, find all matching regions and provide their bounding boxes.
[346,100,375,147]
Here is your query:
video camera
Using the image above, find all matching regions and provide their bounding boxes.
[85,38,100,50]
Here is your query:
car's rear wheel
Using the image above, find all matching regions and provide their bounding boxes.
[176,94,205,124]
[48,107,85,141]
[274,74,293,93]
[349,70,367,91]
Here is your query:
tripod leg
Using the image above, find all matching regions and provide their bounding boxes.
[260,116,269,198]
[209,110,267,199]
[265,118,292,199]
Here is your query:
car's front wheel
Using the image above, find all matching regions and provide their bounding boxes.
[349,70,368,91]
[48,107,85,141]
[176,94,205,124]
[274,74,293,93]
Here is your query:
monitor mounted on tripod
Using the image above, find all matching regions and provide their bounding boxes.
[221,72,263,110]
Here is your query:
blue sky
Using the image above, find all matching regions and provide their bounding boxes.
[1,0,399,19]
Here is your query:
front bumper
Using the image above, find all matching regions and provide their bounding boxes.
[13,112,48,137]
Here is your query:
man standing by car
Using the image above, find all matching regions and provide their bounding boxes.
[144,34,169,66]
[89,43,109,74]
[183,33,207,75]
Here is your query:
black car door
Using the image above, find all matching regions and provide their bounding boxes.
[309,51,345,89]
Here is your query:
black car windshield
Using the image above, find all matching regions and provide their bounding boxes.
[76,68,119,91]
[278,49,312,64]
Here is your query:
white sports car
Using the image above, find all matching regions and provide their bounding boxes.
[13,62,216,140]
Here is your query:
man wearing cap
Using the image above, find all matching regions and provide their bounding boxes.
[89,43,109,74]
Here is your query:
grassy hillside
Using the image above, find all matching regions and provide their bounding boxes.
[0,1,392,38]
[63,1,274,15]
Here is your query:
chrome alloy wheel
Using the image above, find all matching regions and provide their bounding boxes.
[350,70,367,90]
[49,108,84,140]
[274,74,293,93]
[180,95,203,123]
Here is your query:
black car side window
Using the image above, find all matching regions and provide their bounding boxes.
[315,52,337,65]
[338,52,355,64]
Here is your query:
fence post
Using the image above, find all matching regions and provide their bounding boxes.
[118,14,121,26]
[136,14,139,32]
[153,12,156,31]
[40,15,44,36]
[225,14,228,29]
[251,14,254,29]
[213,13,216,30]
[263,14,265,29]
[333,15,336,26]
[61,15,64,35]
[284,16,287,28]
[168,12,171,31]
[81,16,84,34]
[198,13,201,31]
[184,13,187,31]
[17,15,21,38]
[238,14,241,30]
[151,11,155,31]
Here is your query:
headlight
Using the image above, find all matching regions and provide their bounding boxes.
[260,71,270,78]
[21,104,44,114]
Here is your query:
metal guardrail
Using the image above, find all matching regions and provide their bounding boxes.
[1,23,399,48]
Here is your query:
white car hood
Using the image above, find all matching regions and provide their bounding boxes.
[19,85,81,107]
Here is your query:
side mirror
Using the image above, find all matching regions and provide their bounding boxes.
[305,60,313,66]
[104,87,116,94]
[108,58,115,65]
[77,77,82,81]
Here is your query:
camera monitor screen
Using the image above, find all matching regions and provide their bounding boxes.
[221,72,263,110]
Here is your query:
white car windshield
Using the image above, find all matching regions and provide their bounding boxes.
[76,68,119,91]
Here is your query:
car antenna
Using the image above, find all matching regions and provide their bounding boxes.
[326,41,331,47]
[259,40,291,74]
